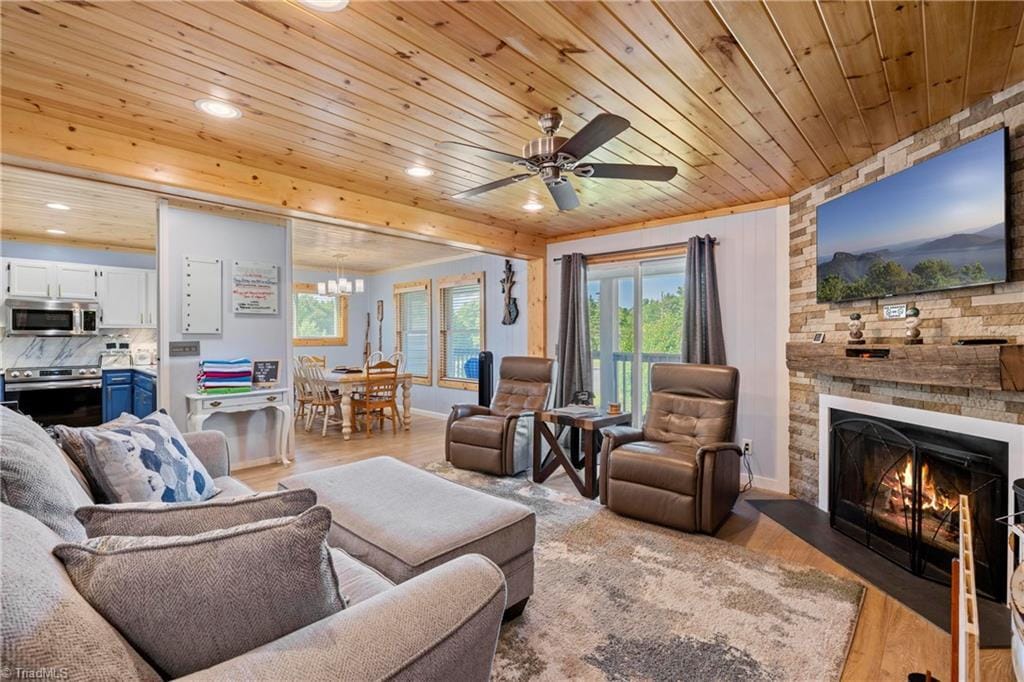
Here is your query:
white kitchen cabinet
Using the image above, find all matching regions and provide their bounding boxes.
[7,259,53,298]
[5,259,98,300]
[3,258,155,328]
[99,267,148,328]
[55,263,97,299]
[145,270,158,327]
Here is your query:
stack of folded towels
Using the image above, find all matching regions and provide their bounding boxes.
[197,358,253,394]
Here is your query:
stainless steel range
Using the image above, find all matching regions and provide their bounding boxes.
[4,365,102,427]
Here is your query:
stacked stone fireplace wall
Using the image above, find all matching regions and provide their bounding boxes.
[788,83,1024,504]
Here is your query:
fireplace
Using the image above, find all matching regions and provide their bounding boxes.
[828,409,1009,601]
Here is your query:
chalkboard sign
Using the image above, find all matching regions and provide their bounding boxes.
[253,360,280,386]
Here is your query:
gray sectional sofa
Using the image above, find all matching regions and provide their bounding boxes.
[0,407,507,681]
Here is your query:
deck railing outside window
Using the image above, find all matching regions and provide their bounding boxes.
[591,351,682,415]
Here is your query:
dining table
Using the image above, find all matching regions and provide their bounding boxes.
[325,369,414,440]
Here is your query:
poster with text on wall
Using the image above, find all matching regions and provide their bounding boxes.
[232,260,279,315]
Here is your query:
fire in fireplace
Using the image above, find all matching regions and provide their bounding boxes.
[882,459,959,550]
[829,409,1008,601]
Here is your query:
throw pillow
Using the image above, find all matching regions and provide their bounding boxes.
[77,488,317,537]
[53,412,140,501]
[58,448,94,500]
[81,410,220,504]
[54,506,345,679]
[0,406,91,542]
[1,504,161,682]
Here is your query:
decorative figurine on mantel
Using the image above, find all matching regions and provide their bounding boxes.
[904,306,923,345]
[500,259,519,325]
[847,312,865,345]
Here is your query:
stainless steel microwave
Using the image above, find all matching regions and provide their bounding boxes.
[5,299,99,336]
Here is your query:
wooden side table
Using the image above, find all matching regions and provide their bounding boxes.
[532,410,633,499]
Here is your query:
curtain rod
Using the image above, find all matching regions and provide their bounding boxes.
[551,238,716,262]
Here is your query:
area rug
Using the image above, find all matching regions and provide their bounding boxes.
[426,463,864,681]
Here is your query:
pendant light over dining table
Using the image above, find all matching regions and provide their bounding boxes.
[317,254,364,296]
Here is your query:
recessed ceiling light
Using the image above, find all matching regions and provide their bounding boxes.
[522,199,544,212]
[45,229,67,235]
[46,202,71,210]
[194,98,242,119]
[405,166,433,178]
[298,0,349,11]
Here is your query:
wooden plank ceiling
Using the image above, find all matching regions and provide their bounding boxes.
[1,166,158,252]
[289,217,471,272]
[2,1,1021,239]
[0,166,471,271]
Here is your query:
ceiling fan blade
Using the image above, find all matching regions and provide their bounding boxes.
[437,141,527,165]
[547,180,580,211]
[556,113,630,161]
[450,173,534,200]
[574,163,678,181]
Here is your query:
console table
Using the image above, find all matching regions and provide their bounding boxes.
[185,388,292,465]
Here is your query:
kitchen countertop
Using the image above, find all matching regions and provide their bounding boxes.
[101,365,159,378]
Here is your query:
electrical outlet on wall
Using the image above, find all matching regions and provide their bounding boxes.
[741,439,753,456]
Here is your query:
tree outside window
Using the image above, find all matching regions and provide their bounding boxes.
[293,282,347,346]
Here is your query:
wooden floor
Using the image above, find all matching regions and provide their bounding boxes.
[235,415,1014,682]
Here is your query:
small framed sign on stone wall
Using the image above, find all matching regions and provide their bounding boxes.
[882,303,907,320]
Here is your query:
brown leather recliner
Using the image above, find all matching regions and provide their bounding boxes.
[446,356,556,476]
[600,363,742,534]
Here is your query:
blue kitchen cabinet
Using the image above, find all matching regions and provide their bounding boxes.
[102,370,133,422]
[132,372,156,417]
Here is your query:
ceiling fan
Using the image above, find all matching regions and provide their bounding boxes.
[438,110,678,211]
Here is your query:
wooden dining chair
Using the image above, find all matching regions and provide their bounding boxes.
[293,364,316,424]
[351,360,399,437]
[304,364,343,437]
[387,351,406,374]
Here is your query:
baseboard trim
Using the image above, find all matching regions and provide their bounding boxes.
[410,407,449,419]
[745,474,789,495]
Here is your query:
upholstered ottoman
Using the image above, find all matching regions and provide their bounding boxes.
[279,456,535,617]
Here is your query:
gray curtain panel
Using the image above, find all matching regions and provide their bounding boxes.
[682,235,727,365]
[555,252,593,407]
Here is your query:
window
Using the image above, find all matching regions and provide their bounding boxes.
[438,272,485,390]
[293,282,347,346]
[587,252,685,419]
[394,279,431,385]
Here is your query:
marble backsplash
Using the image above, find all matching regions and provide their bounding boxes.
[0,328,157,369]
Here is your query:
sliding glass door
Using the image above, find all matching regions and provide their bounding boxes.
[587,257,685,421]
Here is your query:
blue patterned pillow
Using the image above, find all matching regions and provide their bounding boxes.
[81,411,220,504]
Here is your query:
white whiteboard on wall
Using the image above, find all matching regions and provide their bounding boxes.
[232,260,279,314]
[183,256,223,334]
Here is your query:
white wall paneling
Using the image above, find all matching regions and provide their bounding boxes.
[547,206,791,494]
[163,205,292,466]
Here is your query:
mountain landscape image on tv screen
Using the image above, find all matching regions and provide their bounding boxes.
[816,129,1008,303]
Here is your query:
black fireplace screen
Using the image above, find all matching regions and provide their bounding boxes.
[829,410,1008,601]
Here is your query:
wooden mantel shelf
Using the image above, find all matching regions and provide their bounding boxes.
[786,343,1024,392]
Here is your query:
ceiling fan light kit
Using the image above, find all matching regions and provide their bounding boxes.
[439,110,677,211]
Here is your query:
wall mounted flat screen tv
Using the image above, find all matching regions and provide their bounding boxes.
[816,128,1009,303]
